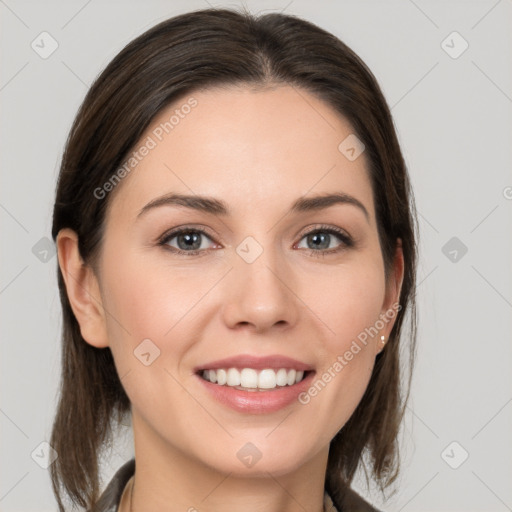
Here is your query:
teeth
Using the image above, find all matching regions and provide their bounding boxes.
[276,368,288,386]
[240,368,258,388]
[226,368,240,386]
[216,368,227,386]
[258,369,277,389]
[201,368,307,389]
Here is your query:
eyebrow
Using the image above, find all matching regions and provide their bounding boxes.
[137,192,370,223]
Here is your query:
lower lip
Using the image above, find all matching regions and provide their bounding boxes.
[195,371,315,414]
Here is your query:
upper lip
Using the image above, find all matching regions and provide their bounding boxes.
[194,354,314,372]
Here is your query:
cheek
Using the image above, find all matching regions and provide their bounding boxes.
[100,248,208,342]
[297,260,385,426]
[98,255,200,412]
[311,261,386,351]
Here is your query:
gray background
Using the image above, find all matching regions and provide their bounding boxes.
[1,0,511,510]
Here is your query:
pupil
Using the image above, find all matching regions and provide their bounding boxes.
[179,232,200,250]
[310,233,329,250]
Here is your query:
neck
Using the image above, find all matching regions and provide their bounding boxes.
[123,412,329,512]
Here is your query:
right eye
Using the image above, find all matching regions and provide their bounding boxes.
[159,228,219,256]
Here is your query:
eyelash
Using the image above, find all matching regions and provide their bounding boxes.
[157,224,354,258]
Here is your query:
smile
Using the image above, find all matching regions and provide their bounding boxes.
[195,369,315,414]
[200,367,308,391]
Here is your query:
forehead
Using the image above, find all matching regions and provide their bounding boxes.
[106,85,375,225]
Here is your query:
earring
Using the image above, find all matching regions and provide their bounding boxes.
[380,335,386,344]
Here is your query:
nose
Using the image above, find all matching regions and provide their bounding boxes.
[221,247,299,334]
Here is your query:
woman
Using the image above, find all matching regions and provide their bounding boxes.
[50,7,418,512]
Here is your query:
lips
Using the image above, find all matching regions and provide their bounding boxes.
[194,354,314,373]
[193,354,315,413]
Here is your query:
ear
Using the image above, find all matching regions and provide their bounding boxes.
[377,238,404,354]
[56,228,109,348]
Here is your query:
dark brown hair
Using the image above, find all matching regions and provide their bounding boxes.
[50,6,418,510]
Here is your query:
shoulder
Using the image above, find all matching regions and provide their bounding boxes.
[327,485,383,512]
[92,458,382,512]
[89,458,135,512]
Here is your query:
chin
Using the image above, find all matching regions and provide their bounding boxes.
[194,437,315,478]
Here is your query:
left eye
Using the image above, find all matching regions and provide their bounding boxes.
[296,229,348,251]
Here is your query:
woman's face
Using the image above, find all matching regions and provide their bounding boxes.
[84,85,402,476]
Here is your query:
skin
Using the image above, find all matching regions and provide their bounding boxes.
[57,84,404,512]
